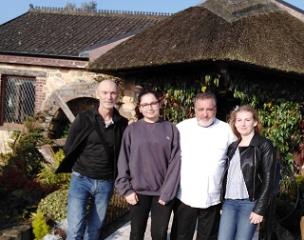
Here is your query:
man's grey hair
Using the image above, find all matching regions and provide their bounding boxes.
[193,92,217,106]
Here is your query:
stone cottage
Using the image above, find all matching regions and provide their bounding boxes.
[0,6,167,152]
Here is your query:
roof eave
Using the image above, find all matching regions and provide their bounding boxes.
[92,58,304,78]
[0,51,88,61]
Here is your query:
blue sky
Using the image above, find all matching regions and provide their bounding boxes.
[0,0,303,25]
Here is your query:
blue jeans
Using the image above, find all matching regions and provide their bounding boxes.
[67,172,114,240]
[218,199,257,240]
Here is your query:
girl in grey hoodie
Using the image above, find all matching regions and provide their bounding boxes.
[115,90,181,240]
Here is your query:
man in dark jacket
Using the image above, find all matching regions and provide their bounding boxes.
[56,80,128,240]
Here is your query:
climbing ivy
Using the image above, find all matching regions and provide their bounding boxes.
[135,73,221,123]
[233,91,302,176]
[135,71,303,177]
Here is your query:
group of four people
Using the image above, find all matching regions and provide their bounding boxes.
[57,80,276,240]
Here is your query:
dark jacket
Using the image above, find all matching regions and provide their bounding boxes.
[225,133,275,216]
[56,108,128,178]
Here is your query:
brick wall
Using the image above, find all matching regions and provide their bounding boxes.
[0,74,3,124]
[35,77,46,113]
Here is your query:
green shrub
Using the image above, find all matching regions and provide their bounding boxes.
[37,149,70,188]
[34,188,130,231]
[0,117,51,227]
[37,188,68,221]
[32,211,50,240]
[8,117,48,178]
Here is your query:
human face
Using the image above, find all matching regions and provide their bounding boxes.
[194,98,217,127]
[139,93,160,123]
[235,111,257,137]
[96,80,118,110]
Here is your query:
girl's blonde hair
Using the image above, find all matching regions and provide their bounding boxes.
[228,105,262,139]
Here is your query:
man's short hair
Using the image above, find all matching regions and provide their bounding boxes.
[97,79,119,91]
[193,92,217,106]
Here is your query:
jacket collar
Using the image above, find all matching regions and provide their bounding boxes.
[231,132,261,148]
[248,133,262,147]
[93,107,124,124]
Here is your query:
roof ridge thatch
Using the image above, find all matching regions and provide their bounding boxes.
[29,6,171,18]
[202,0,282,22]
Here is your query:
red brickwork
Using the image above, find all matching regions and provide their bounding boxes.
[0,75,3,124]
[35,77,46,113]
[0,55,88,69]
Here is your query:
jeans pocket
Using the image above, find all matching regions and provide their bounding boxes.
[72,171,83,178]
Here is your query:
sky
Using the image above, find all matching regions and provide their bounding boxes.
[0,0,304,25]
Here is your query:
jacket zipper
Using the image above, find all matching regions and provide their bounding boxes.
[113,124,117,179]
[252,147,257,201]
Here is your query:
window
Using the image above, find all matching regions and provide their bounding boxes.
[1,75,35,124]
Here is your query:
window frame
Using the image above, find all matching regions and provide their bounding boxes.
[0,75,36,127]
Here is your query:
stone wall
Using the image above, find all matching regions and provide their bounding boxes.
[0,130,14,154]
[0,62,140,152]
[0,63,99,110]
[0,224,32,240]
[0,63,110,152]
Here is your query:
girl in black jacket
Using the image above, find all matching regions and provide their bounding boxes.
[218,105,275,240]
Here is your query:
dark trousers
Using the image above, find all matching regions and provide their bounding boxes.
[129,194,174,240]
[170,199,221,240]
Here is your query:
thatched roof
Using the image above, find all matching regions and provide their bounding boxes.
[90,0,304,76]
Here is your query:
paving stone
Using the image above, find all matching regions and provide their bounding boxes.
[105,214,174,240]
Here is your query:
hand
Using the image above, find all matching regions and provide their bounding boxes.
[249,212,263,224]
[125,192,138,205]
[158,199,166,205]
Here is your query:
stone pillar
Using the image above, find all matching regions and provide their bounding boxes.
[119,82,142,123]
[0,130,14,154]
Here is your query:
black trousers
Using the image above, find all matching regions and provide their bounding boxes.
[170,199,221,240]
[129,194,174,240]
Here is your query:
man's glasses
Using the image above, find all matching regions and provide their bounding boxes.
[139,101,159,108]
